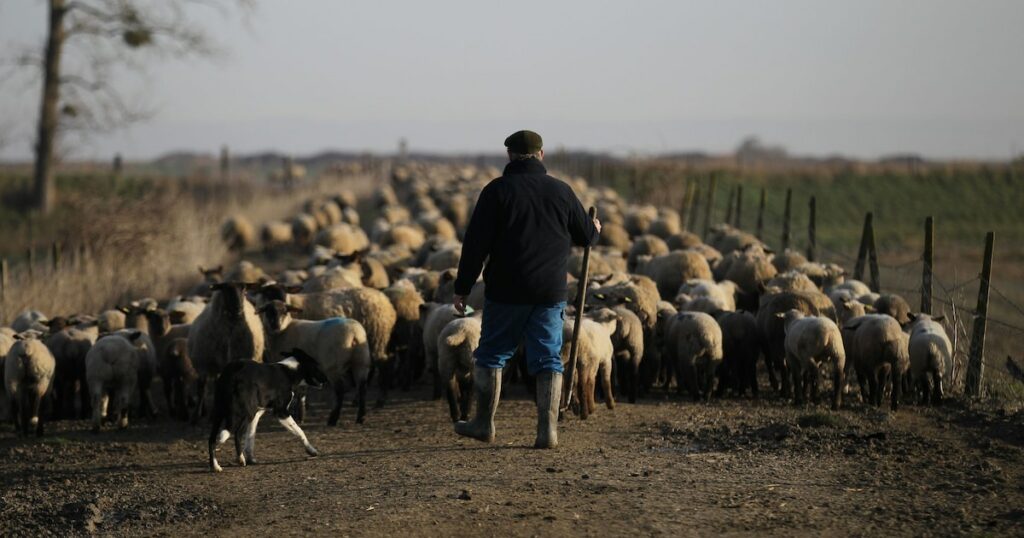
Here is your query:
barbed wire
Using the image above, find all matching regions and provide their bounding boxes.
[990,283,1024,320]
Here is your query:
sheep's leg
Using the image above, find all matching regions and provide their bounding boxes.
[932,372,944,405]
[602,363,616,410]
[355,375,368,424]
[91,386,106,434]
[748,353,760,399]
[163,380,175,420]
[445,376,461,423]
[868,368,882,407]
[376,360,393,409]
[8,396,18,433]
[832,364,844,411]
[703,361,716,403]
[779,358,792,399]
[576,374,590,420]
[890,367,902,412]
[277,413,318,456]
[457,374,473,422]
[789,357,803,406]
[809,365,821,405]
[244,409,264,464]
[327,382,344,427]
[28,389,43,437]
[586,375,598,416]
[765,351,780,393]
[629,358,640,404]
[191,375,207,425]
[116,390,131,429]
[683,361,700,402]
[77,377,92,419]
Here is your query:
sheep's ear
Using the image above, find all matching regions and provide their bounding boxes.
[932,315,945,323]
[12,333,23,340]
[286,306,303,314]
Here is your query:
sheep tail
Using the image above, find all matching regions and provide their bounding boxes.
[444,331,466,348]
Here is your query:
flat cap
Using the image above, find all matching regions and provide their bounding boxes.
[504,130,543,154]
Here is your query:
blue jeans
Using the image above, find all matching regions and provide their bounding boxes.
[474,299,566,375]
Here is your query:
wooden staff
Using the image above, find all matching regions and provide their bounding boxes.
[561,206,597,413]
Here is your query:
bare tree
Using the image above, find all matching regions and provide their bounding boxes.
[26,0,249,214]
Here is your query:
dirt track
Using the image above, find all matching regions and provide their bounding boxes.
[2,383,1022,537]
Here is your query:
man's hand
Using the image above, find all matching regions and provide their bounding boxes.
[453,294,467,315]
[593,217,602,234]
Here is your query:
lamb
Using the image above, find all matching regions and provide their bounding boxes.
[4,335,56,436]
[144,309,195,420]
[560,317,615,419]
[587,306,644,403]
[843,314,910,410]
[187,282,266,422]
[713,310,760,398]
[661,312,723,401]
[256,284,396,407]
[85,332,146,432]
[208,349,329,472]
[905,313,952,405]
[634,250,713,300]
[437,316,483,422]
[260,301,371,424]
[776,309,846,409]
[221,215,256,252]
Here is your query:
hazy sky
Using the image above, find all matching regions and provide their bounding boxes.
[1,0,1023,160]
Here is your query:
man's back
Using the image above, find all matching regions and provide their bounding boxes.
[453,157,596,305]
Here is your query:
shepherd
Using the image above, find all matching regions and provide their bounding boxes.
[452,130,601,448]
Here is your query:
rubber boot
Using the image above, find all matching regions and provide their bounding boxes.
[454,366,501,442]
[534,371,562,449]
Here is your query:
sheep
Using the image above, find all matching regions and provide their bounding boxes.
[315,223,370,255]
[437,316,483,422]
[112,328,159,418]
[187,266,224,298]
[713,310,760,398]
[661,312,723,401]
[255,284,396,407]
[414,237,461,267]
[417,214,458,240]
[771,249,808,273]
[379,224,427,251]
[383,280,425,390]
[830,292,871,325]
[187,282,266,423]
[794,262,846,289]
[11,310,47,333]
[677,279,737,312]
[664,231,702,251]
[707,224,764,254]
[97,309,126,333]
[634,250,713,300]
[756,289,838,397]
[568,249,619,279]
[597,222,632,251]
[721,248,777,310]
[828,279,872,299]
[260,220,294,249]
[208,349,329,472]
[626,234,669,271]
[144,309,195,420]
[560,317,615,419]
[4,335,56,436]
[43,320,97,419]
[433,271,486,310]
[165,296,206,325]
[291,213,319,247]
[259,301,371,425]
[421,303,461,399]
[587,306,644,403]
[85,332,146,432]
[905,313,952,405]
[302,264,362,292]
[221,215,256,252]
[424,245,462,272]
[226,260,271,285]
[874,294,912,326]
[624,205,658,236]
[776,309,846,409]
[588,277,661,391]
[400,268,443,302]
[843,314,910,410]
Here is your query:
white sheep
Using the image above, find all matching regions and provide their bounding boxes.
[677,279,737,312]
[11,310,48,333]
[662,311,723,401]
[437,316,483,422]
[777,309,846,409]
[5,336,56,436]
[905,313,952,405]
[843,314,910,410]
[85,332,146,432]
[560,317,615,419]
[259,301,372,425]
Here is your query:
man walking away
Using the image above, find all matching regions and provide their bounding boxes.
[452,130,600,449]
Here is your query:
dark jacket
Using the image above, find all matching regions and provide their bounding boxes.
[454,158,599,305]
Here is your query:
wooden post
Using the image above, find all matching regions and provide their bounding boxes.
[702,174,717,239]
[854,212,872,281]
[688,183,701,232]
[781,188,792,250]
[0,258,7,305]
[680,178,696,232]
[734,184,743,229]
[965,232,994,398]
[922,216,934,314]
[756,187,766,239]
[27,248,34,282]
[51,241,60,272]
[724,185,735,225]
[806,196,817,262]
[867,217,880,293]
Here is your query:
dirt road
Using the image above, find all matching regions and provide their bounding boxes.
[1,384,1022,537]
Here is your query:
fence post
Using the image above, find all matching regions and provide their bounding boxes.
[27,248,34,282]
[51,242,60,272]
[756,187,766,239]
[965,232,995,398]
[854,212,872,281]
[867,217,880,292]
[688,183,701,232]
[922,216,934,314]
[702,174,717,239]
[734,184,743,229]
[680,178,696,232]
[781,188,792,250]
[724,185,735,225]
[806,196,817,262]
[0,257,7,310]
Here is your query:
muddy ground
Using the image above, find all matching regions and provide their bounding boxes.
[1,383,1022,537]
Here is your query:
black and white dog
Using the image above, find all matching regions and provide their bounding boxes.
[208,349,329,472]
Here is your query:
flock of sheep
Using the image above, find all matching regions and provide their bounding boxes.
[1,162,953,466]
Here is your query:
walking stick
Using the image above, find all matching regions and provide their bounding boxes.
[561,206,597,415]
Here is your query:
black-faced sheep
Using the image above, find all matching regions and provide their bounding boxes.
[144,309,195,420]
[43,320,96,419]
[713,310,760,398]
